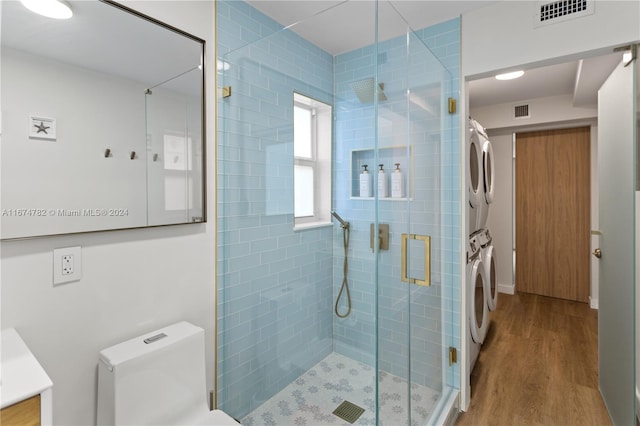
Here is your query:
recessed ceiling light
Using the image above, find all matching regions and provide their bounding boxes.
[20,0,73,19]
[495,70,525,81]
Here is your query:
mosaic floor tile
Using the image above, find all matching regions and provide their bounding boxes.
[242,352,440,426]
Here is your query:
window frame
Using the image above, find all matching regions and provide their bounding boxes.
[293,92,332,228]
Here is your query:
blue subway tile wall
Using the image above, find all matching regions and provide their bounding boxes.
[218,0,461,418]
[217,0,335,417]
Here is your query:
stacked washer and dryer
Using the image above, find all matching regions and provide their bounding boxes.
[466,117,498,377]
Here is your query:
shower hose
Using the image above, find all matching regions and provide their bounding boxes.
[334,224,352,318]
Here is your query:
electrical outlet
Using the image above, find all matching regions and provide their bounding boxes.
[62,254,74,275]
[53,246,82,285]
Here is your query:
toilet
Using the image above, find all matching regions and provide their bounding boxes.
[97,321,238,425]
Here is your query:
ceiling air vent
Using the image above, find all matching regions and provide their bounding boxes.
[514,104,530,119]
[534,0,594,28]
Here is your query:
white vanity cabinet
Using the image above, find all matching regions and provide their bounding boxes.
[0,329,53,426]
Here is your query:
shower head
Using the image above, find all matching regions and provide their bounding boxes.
[350,78,387,104]
[331,211,349,229]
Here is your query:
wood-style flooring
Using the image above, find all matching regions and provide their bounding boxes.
[455,292,612,426]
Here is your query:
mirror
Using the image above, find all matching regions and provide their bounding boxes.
[0,0,206,240]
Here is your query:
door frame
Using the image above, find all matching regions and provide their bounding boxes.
[460,44,635,411]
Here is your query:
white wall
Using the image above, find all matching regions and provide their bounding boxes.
[636,79,640,423]
[471,94,597,131]
[484,133,514,294]
[462,0,640,78]
[636,192,640,421]
[1,48,148,238]
[637,89,640,418]
[0,2,215,425]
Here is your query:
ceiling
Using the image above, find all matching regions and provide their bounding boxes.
[1,0,202,93]
[246,0,497,56]
[468,53,621,109]
[247,0,622,110]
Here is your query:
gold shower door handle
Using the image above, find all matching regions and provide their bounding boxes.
[401,233,431,286]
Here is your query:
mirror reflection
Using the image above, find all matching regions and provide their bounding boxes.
[0,0,206,239]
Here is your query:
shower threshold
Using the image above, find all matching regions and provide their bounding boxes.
[241,352,440,426]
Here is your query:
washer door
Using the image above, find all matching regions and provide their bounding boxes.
[482,139,495,204]
[469,258,489,343]
[484,245,498,311]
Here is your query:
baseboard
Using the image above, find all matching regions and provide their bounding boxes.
[589,296,599,310]
[498,283,515,295]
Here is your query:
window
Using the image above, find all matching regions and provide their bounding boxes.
[293,93,332,228]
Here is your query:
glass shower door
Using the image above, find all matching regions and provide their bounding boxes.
[372,4,456,423]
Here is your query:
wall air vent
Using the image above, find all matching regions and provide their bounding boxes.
[534,0,594,28]
[514,104,530,119]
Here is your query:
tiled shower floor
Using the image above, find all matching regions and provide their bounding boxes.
[241,352,440,426]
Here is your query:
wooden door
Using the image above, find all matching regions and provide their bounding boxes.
[515,127,590,302]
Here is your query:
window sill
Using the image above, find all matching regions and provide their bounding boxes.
[293,221,333,231]
[350,196,412,201]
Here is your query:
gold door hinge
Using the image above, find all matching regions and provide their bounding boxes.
[449,347,457,366]
[448,97,457,114]
[222,86,232,98]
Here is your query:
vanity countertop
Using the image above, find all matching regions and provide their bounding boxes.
[1,328,53,409]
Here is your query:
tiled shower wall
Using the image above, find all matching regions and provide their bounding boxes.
[217,0,461,417]
[217,1,335,417]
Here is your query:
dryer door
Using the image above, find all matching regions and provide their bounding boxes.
[468,131,483,208]
[469,259,489,343]
[468,129,483,234]
[482,139,495,204]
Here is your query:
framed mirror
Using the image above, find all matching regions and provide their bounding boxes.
[0,0,206,240]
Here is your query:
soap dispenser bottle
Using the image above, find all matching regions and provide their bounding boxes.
[378,164,387,198]
[359,164,372,197]
[391,163,404,198]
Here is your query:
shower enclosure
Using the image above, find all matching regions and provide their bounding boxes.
[145,66,204,226]
[217,1,461,424]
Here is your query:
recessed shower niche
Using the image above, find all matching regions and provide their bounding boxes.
[350,146,413,199]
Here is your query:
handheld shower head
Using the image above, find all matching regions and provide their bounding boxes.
[331,211,349,229]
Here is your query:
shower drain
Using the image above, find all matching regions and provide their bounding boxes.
[332,400,365,423]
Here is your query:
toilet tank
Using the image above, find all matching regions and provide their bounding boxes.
[97,322,208,425]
